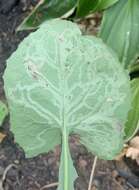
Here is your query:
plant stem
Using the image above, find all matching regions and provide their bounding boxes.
[88,156,98,190]
[63,125,69,190]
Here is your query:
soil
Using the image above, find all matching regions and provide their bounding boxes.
[0,1,139,190]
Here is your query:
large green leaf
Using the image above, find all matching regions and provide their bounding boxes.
[76,0,119,17]
[4,20,131,189]
[18,0,77,30]
[124,78,139,141]
[99,0,139,69]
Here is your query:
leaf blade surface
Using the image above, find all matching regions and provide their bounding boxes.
[4,19,131,189]
[99,0,139,69]
[124,78,139,141]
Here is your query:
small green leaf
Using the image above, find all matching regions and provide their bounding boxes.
[0,101,8,126]
[76,0,98,17]
[99,0,139,69]
[96,0,120,10]
[17,0,77,30]
[4,20,131,189]
[76,0,119,17]
[124,78,139,142]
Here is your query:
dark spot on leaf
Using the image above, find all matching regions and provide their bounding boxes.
[59,37,64,42]
[45,83,49,87]
[66,48,71,52]
[32,72,39,80]
[68,95,72,100]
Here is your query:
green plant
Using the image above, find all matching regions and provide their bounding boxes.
[99,0,139,69]
[124,78,139,141]
[0,101,8,126]
[17,0,119,30]
[18,0,76,30]
[76,0,119,17]
[4,20,131,190]
[99,0,139,140]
